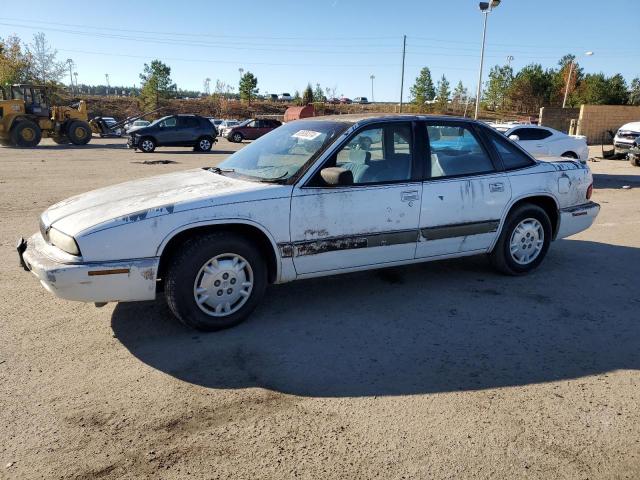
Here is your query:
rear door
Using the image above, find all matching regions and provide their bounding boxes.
[416,120,512,258]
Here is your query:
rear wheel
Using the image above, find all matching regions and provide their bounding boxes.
[67,120,92,145]
[489,204,552,275]
[11,120,42,147]
[194,136,214,152]
[164,233,267,331]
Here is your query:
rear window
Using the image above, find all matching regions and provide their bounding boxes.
[488,130,536,170]
[511,128,552,141]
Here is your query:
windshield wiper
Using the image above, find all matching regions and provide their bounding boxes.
[207,167,235,176]
[258,171,289,183]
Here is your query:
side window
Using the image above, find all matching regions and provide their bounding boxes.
[333,124,413,185]
[488,131,536,170]
[162,117,177,128]
[247,120,257,128]
[427,124,495,178]
[512,128,551,141]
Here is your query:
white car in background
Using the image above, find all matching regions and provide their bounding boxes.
[613,121,640,156]
[502,125,589,163]
[124,120,150,134]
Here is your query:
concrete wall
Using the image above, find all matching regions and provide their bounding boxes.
[577,105,640,144]
[539,107,579,133]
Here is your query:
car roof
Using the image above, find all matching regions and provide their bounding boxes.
[308,113,480,126]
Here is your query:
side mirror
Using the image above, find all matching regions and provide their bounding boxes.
[320,167,353,186]
[508,134,520,142]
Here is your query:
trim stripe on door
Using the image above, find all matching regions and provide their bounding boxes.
[279,220,500,258]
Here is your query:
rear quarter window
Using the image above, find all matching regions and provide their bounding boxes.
[488,131,536,170]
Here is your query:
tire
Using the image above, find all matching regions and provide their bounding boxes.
[489,203,552,276]
[164,232,267,331]
[561,151,578,159]
[629,154,640,167]
[138,137,156,153]
[67,120,92,145]
[194,136,214,152]
[10,120,42,147]
[231,132,243,143]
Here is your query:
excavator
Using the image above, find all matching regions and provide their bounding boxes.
[0,84,163,147]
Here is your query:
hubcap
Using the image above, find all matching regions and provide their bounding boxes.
[509,218,544,265]
[200,139,211,150]
[193,253,253,317]
[142,140,154,151]
[75,127,86,138]
[233,134,241,142]
[22,128,35,141]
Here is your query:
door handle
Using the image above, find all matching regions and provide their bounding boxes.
[489,182,504,193]
[401,190,420,202]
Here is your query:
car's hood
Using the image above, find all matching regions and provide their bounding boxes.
[43,169,284,237]
[617,122,640,134]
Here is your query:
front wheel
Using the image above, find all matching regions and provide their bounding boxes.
[231,132,243,143]
[67,120,92,145]
[138,137,156,153]
[489,204,552,275]
[629,154,640,167]
[164,233,267,331]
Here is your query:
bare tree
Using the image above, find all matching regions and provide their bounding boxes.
[27,32,66,84]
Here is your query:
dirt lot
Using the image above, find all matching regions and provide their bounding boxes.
[1,138,639,479]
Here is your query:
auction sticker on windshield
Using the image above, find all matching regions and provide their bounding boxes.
[292,130,322,140]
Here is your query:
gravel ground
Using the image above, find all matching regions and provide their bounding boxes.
[1,138,639,479]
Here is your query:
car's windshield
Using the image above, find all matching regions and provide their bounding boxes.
[149,116,169,126]
[218,120,350,182]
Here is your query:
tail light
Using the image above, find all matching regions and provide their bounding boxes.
[586,183,593,200]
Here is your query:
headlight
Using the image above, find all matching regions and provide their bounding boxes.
[48,228,80,255]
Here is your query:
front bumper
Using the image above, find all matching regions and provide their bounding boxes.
[18,233,159,303]
[614,140,635,154]
[556,201,600,240]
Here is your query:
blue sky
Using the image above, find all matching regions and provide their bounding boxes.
[2,0,638,101]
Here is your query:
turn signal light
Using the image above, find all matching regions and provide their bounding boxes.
[586,183,593,200]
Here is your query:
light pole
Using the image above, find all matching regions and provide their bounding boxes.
[105,73,110,96]
[73,72,78,91]
[67,59,74,95]
[474,0,501,120]
[370,74,375,102]
[562,51,593,108]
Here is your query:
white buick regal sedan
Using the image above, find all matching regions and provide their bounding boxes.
[18,115,600,331]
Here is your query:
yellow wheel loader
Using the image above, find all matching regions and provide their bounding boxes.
[0,84,92,147]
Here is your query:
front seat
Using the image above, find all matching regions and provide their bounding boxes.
[341,149,371,183]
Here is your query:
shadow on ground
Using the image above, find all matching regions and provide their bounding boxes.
[593,172,640,189]
[112,240,640,397]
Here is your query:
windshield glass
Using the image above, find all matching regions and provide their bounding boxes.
[218,120,350,182]
[149,116,169,126]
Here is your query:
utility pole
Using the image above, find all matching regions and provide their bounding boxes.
[67,59,74,95]
[105,73,110,96]
[399,35,406,113]
[73,72,78,91]
[370,74,375,102]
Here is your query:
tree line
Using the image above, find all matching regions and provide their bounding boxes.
[410,56,640,114]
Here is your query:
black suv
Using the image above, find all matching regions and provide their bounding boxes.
[128,114,217,153]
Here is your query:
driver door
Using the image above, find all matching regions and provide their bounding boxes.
[156,116,178,144]
[289,122,422,275]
